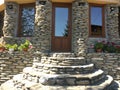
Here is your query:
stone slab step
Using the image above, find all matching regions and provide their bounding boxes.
[41,57,86,66]
[49,53,75,57]
[23,67,103,79]
[105,80,120,90]
[1,75,115,90]
[23,67,104,85]
[12,74,41,90]
[33,63,94,74]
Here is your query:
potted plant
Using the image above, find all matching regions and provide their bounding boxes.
[94,42,104,52]
[5,44,18,53]
[106,45,116,53]
[18,40,31,51]
[116,45,120,53]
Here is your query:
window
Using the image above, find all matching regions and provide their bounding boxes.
[18,3,35,37]
[89,5,105,37]
[55,7,69,37]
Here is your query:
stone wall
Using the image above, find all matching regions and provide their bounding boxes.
[105,5,119,41]
[87,53,120,81]
[0,51,34,85]
[72,0,89,56]
[87,4,120,50]
[0,52,120,85]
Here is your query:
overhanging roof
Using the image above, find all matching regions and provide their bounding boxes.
[0,0,120,12]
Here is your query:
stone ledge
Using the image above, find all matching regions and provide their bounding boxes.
[33,63,94,68]
[33,63,94,74]
[41,56,86,66]
[23,67,104,79]
[1,75,115,90]
[22,67,105,85]
[50,53,75,57]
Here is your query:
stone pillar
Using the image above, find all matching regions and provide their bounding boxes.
[34,0,52,53]
[72,0,89,56]
[105,5,119,41]
[3,2,18,37]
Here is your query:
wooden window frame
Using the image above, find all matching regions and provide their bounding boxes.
[89,4,105,38]
[18,3,35,37]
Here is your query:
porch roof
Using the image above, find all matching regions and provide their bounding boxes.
[0,0,120,12]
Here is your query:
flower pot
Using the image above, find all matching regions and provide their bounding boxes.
[96,49,102,52]
[23,48,28,52]
[0,47,5,52]
[9,48,14,54]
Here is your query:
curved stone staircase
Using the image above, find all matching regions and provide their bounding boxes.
[1,53,120,90]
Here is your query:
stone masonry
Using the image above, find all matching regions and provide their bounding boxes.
[1,52,120,90]
[3,2,18,37]
[105,5,119,41]
[72,0,89,56]
[0,1,120,53]
[34,0,52,52]
[0,0,120,90]
[0,51,34,85]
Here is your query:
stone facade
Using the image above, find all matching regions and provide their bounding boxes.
[0,51,34,85]
[3,2,18,37]
[34,0,52,52]
[87,53,120,81]
[72,0,89,56]
[106,5,119,41]
[87,4,120,50]
[0,0,120,90]
[0,0,120,54]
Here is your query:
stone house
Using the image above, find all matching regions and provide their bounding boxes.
[1,0,120,90]
[0,0,120,54]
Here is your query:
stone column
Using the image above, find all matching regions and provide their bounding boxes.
[34,0,52,53]
[72,0,89,56]
[3,2,18,37]
[105,5,119,41]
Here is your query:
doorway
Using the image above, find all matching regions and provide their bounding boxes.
[51,3,72,52]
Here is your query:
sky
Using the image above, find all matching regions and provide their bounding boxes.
[0,0,4,5]
[55,7,68,36]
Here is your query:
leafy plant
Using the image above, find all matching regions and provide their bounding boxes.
[94,42,104,51]
[5,44,18,51]
[106,45,116,53]
[18,40,30,51]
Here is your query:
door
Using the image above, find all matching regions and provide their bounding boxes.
[51,3,72,52]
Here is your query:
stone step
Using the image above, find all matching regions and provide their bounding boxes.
[12,74,41,90]
[33,63,94,74]
[49,52,75,57]
[1,75,114,90]
[36,75,113,90]
[23,67,105,85]
[104,81,120,90]
[41,56,86,66]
